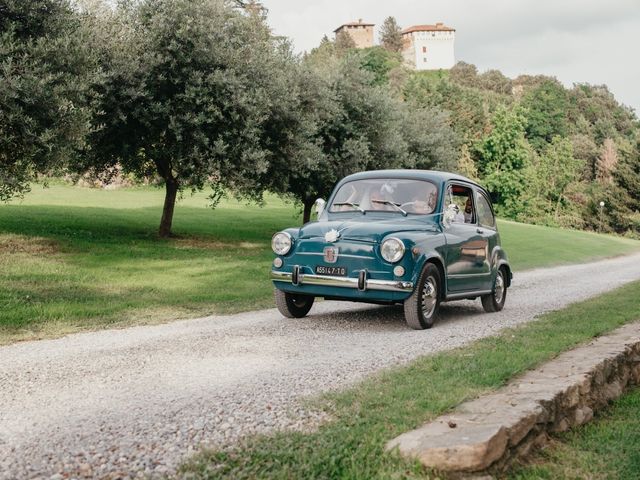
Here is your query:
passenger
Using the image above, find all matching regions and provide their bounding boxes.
[453,197,473,223]
[463,197,474,223]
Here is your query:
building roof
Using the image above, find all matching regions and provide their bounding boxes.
[402,23,455,34]
[334,19,375,32]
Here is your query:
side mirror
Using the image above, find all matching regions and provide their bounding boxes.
[315,198,326,217]
[443,204,458,228]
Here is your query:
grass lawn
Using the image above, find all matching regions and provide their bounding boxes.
[0,184,638,344]
[497,219,639,271]
[509,387,640,480]
[179,280,640,479]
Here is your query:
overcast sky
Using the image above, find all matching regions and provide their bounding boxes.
[261,0,640,114]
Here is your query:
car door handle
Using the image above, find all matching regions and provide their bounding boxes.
[476,228,484,234]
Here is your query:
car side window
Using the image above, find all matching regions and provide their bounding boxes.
[476,192,496,228]
[445,184,475,224]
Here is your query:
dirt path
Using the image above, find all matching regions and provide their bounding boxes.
[1,253,639,479]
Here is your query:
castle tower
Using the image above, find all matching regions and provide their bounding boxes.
[334,19,375,49]
[401,23,455,70]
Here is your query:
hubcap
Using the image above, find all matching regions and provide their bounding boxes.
[292,296,307,308]
[494,271,505,304]
[421,276,437,318]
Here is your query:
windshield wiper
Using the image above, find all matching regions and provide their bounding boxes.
[332,202,365,213]
[371,200,407,216]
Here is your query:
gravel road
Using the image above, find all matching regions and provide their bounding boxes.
[1,253,640,479]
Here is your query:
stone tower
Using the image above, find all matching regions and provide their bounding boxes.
[401,23,456,70]
[334,19,375,49]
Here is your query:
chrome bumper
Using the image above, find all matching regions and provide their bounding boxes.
[270,270,414,293]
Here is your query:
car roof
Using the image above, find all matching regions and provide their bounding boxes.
[338,169,482,189]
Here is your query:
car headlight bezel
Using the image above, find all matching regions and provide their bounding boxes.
[380,237,405,263]
[272,231,293,255]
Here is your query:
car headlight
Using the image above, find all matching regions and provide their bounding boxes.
[272,232,293,255]
[380,237,405,263]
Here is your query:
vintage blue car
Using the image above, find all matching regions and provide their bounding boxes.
[270,170,512,329]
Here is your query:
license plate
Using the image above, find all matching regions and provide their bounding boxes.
[316,266,347,276]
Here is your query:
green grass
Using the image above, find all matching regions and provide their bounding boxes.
[0,184,638,344]
[509,388,640,480]
[0,184,301,343]
[411,69,451,82]
[498,219,639,271]
[179,281,640,479]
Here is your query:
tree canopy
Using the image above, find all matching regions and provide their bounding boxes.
[81,0,293,236]
[0,0,99,201]
[478,106,532,218]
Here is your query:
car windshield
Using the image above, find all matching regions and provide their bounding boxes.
[329,179,438,215]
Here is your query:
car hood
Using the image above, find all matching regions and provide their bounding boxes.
[297,217,438,244]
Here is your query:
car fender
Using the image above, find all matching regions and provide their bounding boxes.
[410,248,448,297]
[491,245,512,287]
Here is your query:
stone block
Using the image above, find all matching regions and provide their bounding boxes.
[576,375,592,395]
[386,419,508,472]
[551,417,570,433]
[560,385,580,409]
[602,381,624,402]
[572,406,593,426]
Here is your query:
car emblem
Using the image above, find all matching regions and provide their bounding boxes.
[323,247,339,263]
[324,229,340,243]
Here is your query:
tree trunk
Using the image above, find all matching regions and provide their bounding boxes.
[159,177,179,237]
[302,198,315,224]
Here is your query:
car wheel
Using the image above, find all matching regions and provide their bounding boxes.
[274,289,314,318]
[481,267,507,313]
[403,263,441,330]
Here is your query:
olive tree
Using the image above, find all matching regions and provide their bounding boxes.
[0,0,99,201]
[262,56,400,223]
[83,0,293,236]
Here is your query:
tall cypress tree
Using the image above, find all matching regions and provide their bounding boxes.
[380,16,403,53]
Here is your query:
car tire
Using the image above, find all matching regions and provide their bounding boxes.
[274,289,314,318]
[481,267,507,313]
[403,263,441,330]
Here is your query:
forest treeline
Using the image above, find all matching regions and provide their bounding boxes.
[1,0,638,237]
[400,60,640,236]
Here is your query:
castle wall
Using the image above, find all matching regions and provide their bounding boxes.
[403,30,455,70]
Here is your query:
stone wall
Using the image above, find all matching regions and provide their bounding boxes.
[386,322,640,476]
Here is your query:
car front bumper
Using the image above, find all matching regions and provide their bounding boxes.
[270,269,413,293]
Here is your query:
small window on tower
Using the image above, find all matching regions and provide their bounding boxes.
[423,57,427,63]
[422,46,427,53]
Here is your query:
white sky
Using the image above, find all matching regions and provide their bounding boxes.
[261,0,640,114]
